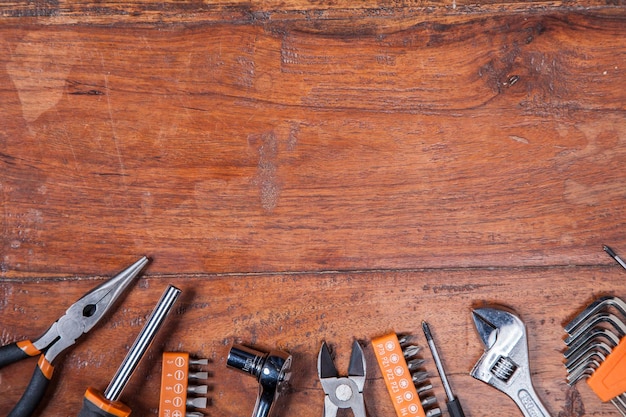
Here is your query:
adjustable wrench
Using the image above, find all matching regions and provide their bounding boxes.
[470,307,551,417]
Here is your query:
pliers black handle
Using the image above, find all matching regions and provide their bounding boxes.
[0,257,148,417]
[0,340,40,368]
[0,341,52,417]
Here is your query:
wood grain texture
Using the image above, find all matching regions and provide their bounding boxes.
[1,2,625,416]
[0,1,623,28]
[1,11,625,277]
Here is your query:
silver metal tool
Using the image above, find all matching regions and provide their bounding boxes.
[105,285,182,400]
[0,256,148,417]
[564,296,626,338]
[227,344,292,417]
[564,328,620,361]
[604,245,626,270]
[185,359,209,411]
[563,295,626,416]
[422,322,465,417]
[318,341,367,417]
[470,307,551,417]
[78,284,182,417]
[399,335,442,417]
[565,340,613,378]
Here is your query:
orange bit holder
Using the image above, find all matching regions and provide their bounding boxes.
[372,333,427,417]
[159,352,190,417]
[588,336,626,402]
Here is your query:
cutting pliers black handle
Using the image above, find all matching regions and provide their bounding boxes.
[0,341,53,417]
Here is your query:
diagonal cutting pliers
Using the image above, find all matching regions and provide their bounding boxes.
[318,340,367,417]
[0,256,149,417]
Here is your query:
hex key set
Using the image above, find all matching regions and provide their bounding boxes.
[564,295,626,415]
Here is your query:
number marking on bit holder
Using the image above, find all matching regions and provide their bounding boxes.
[372,333,427,417]
[159,352,208,417]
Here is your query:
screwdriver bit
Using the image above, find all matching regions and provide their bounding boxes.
[422,321,466,417]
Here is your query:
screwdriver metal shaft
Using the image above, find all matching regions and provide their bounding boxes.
[78,285,181,417]
[604,245,626,271]
[105,284,182,400]
[422,321,466,417]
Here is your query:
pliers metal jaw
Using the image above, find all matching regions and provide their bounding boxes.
[33,257,147,364]
[0,257,148,417]
[318,340,367,417]
[470,306,551,417]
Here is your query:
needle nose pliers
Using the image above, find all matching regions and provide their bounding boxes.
[0,256,149,417]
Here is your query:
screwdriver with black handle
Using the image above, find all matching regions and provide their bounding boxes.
[422,321,466,417]
[78,285,181,417]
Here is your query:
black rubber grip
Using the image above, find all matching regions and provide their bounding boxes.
[77,398,120,417]
[447,398,466,417]
[78,388,131,417]
[0,342,31,368]
[8,364,51,417]
[77,387,132,417]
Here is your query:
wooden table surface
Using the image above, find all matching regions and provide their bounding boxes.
[1,1,625,416]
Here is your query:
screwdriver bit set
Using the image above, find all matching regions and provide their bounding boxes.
[159,352,209,417]
[372,332,442,417]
